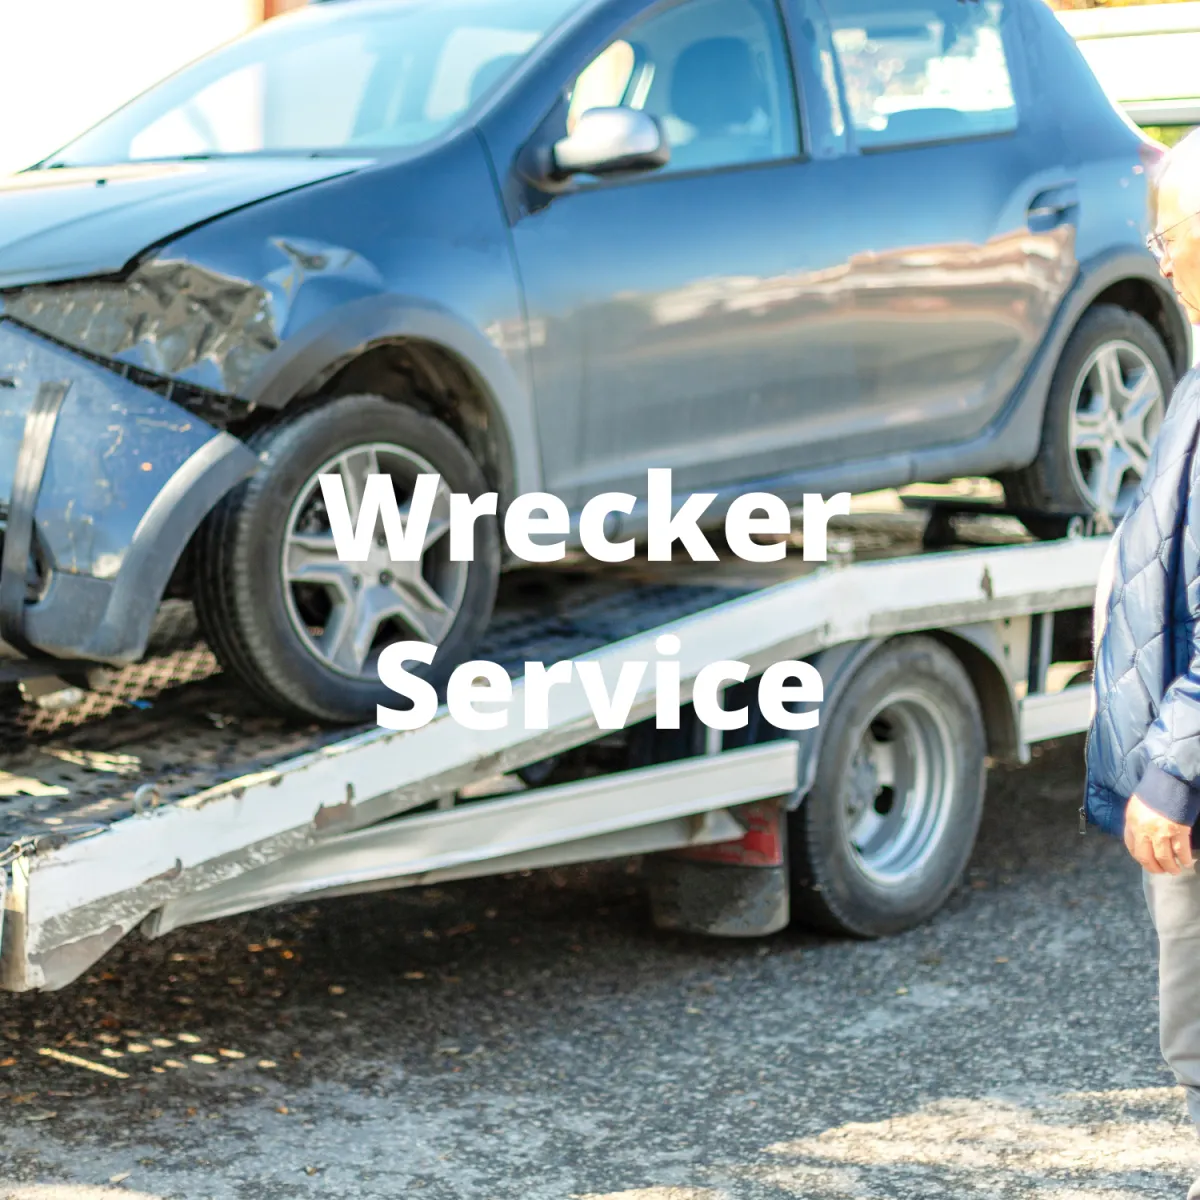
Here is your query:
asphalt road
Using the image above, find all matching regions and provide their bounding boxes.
[0,735,1196,1200]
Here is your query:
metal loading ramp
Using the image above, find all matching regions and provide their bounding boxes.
[0,530,1110,993]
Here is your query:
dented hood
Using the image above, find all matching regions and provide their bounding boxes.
[0,157,372,290]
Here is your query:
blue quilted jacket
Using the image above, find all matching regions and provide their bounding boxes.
[1086,367,1200,837]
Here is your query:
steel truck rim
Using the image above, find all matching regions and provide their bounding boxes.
[841,690,958,887]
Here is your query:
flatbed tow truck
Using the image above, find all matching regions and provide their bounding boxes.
[0,491,1109,993]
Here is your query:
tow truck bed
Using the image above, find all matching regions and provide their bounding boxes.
[0,508,1108,992]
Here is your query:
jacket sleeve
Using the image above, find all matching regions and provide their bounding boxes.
[1137,762,1200,825]
[1136,644,1200,829]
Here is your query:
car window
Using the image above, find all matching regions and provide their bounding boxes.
[48,0,585,165]
[567,0,800,175]
[822,0,1017,151]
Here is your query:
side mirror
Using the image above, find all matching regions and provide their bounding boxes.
[550,106,669,179]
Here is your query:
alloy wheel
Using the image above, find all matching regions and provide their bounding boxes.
[280,443,468,680]
[1067,339,1164,520]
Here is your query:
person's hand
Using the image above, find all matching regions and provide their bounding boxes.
[1124,793,1196,874]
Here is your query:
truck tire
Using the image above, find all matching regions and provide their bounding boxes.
[1003,304,1175,539]
[788,636,985,938]
[194,394,500,724]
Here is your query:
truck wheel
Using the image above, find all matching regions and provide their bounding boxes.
[1003,305,1174,538]
[788,636,985,938]
[194,394,500,724]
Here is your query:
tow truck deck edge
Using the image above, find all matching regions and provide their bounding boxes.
[0,512,1108,992]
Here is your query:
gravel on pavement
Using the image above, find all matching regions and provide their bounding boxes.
[0,735,1195,1199]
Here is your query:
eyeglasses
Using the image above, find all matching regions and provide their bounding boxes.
[1147,211,1200,263]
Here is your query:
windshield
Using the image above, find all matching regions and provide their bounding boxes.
[45,0,584,166]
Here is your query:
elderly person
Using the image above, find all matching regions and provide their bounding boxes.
[1086,128,1200,1197]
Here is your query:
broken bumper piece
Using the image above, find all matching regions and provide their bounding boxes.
[0,320,258,666]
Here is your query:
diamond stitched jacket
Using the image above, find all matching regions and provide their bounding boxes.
[1086,367,1200,837]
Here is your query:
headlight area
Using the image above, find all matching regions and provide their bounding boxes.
[0,320,258,667]
[0,258,280,427]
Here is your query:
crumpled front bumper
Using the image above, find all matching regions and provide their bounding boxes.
[0,320,258,667]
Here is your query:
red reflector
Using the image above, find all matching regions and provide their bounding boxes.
[672,800,785,867]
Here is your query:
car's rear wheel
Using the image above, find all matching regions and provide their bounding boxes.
[194,393,500,724]
[788,636,986,938]
[1004,304,1175,538]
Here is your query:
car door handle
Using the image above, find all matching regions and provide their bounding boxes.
[1027,183,1079,227]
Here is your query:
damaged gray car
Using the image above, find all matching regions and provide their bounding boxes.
[0,0,1187,723]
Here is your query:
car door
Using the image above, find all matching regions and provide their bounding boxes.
[505,0,865,506]
[786,0,1079,456]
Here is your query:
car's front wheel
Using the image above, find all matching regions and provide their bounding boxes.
[1004,304,1175,538]
[194,393,500,724]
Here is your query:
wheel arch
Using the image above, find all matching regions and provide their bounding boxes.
[1019,249,1189,458]
[1085,274,1191,383]
[925,628,1022,765]
[1063,250,1189,381]
[239,294,542,508]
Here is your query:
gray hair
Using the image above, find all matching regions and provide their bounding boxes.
[1154,128,1200,219]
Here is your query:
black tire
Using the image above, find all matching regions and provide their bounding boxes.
[194,394,501,724]
[1003,304,1175,539]
[788,636,986,938]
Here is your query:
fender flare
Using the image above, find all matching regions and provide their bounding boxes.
[240,294,543,500]
[1071,247,1190,377]
[1043,247,1190,389]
